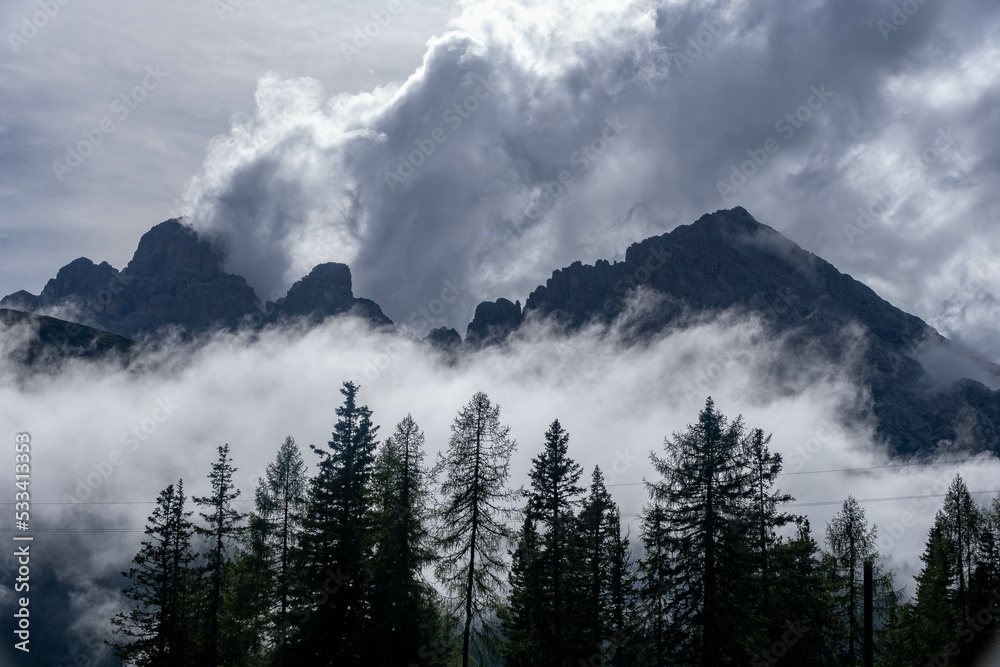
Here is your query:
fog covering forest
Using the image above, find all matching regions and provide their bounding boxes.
[106,381,1000,666]
[3,306,1000,666]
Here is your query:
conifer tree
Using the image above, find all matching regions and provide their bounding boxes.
[434,391,518,667]
[368,414,442,666]
[912,520,958,659]
[647,397,751,666]
[940,475,982,618]
[500,512,543,667]
[293,381,379,665]
[526,419,584,666]
[637,502,672,667]
[109,480,197,667]
[194,443,244,667]
[826,496,891,666]
[573,466,620,663]
[256,435,308,642]
[606,505,639,666]
[221,436,308,666]
[765,519,841,666]
[220,512,274,666]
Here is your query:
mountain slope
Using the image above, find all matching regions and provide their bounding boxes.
[0,308,135,367]
[467,207,1000,455]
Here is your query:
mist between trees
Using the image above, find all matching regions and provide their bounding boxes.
[108,386,1000,667]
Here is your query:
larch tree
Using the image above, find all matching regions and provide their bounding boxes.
[825,495,892,667]
[434,391,518,667]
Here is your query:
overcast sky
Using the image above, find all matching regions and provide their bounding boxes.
[3,0,999,357]
[2,2,1000,661]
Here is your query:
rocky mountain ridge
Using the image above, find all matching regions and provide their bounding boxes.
[3,208,998,456]
[1,219,390,337]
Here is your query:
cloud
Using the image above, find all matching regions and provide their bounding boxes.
[4,305,1000,662]
[173,0,1000,358]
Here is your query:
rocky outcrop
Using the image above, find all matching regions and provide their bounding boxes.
[425,326,462,349]
[1,219,392,337]
[465,298,523,347]
[267,262,391,327]
[465,207,1000,456]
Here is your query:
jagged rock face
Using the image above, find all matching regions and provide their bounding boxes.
[268,263,391,327]
[465,298,523,347]
[425,326,462,349]
[0,219,392,337]
[465,207,1000,456]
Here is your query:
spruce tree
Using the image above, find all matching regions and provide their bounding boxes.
[293,381,379,665]
[571,466,624,662]
[434,391,518,667]
[109,480,197,667]
[193,443,244,667]
[525,419,584,666]
[912,519,959,659]
[606,505,639,666]
[646,397,751,666]
[765,519,841,666]
[368,414,441,666]
[500,512,543,667]
[637,502,673,667]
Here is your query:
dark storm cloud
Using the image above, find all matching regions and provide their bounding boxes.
[175,0,1000,355]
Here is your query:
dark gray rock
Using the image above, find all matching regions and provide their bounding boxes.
[425,326,462,349]
[1,219,393,337]
[267,262,391,327]
[466,206,1000,456]
[465,298,523,347]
